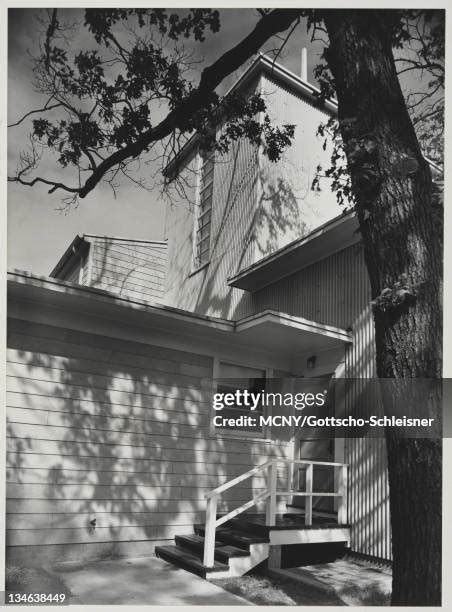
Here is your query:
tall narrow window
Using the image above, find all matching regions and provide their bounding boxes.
[194,150,214,268]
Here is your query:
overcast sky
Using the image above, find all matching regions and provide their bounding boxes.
[8,8,323,275]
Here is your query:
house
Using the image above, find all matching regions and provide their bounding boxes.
[6,54,394,574]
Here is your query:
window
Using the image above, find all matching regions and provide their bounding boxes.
[193,150,214,269]
[214,361,267,435]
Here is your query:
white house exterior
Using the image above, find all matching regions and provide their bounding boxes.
[6,55,392,569]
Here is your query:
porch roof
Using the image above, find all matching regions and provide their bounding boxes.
[228,211,360,292]
[8,271,351,360]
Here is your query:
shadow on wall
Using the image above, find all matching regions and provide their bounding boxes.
[175,144,309,321]
[89,239,167,304]
[6,323,287,565]
[254,172,310,261]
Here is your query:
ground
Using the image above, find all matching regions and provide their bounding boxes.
[5,554,391,606]
[5,566,73,605]
[213,559,391,606]
[212,567,346,605]
[5,557,249,606]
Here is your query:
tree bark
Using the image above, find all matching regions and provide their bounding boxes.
[323,10,442,605]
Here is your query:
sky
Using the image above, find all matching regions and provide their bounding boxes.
[7,8,323,276]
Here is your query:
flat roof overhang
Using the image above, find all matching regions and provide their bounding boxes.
[8,272,351,357]
[228,211,360,292]
[235,310,352,354]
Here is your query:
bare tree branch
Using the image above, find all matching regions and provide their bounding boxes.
[9,174,80,194]
[8,100,63,128]
[76,9,304,199]
[270,16,300,69]
[9,8,304,200]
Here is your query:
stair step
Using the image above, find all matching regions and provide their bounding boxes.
[226,516,270,536]
[194,524,269,549]
[286,503,338,518]
[155,545,228,578]
[175,534,250,563]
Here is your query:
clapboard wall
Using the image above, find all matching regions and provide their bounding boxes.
[53,236,167,304]
[6,316,291,565]
[89,237,167,303]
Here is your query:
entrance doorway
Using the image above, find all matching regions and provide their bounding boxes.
[291,374,336,516]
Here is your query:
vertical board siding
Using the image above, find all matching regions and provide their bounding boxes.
[234,244,390,561]
[59,259,82,284]
[81,251,89,285]
[255,75,342,262]
[163,94,260,319]
[163,73,345,321]
[89,239,167,303]
[341,251,391,561]
[64,261,81,284]
[162,66,391,561]
[6,318,291,564]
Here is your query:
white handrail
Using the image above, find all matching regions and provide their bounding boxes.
[279,459,349,467]
[202,458,348,567]
[216,491,270,528]
[205,460,273,499]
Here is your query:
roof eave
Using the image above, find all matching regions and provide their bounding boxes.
[8,271,352,358]
[49,234,89,278]
[228,210,359,292]
[163,54,337,180]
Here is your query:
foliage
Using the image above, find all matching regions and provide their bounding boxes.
[8,8,297,206]
[371,274,417,314]
[311,116,355,209]
[310,10,444,209]
[8,8,444,209]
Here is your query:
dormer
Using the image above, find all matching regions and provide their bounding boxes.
[51,234,167,303]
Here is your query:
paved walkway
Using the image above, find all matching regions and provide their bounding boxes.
[49,556,250,605]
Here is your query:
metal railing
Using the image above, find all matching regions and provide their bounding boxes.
[203,459,348,567]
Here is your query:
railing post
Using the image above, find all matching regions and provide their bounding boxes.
[287,461,294,495]
[203,495,217,567]
[305,463,313,526]
[337,464,348,525]
[265,461,277,526]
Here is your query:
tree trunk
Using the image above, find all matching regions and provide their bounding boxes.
[323,10,442,605]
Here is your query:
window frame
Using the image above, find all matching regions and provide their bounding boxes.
[209,356,274,440]
[192,149,215,272]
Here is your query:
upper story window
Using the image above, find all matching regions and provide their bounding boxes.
[193,150,215,269]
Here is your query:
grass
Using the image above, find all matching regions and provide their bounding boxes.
[338,582,390,606]
[212,560,391,606]
[212,566,346,606]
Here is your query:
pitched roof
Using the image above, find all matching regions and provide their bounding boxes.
[163,53,337,179]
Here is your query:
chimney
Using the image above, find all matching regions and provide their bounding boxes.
[301,47,308,81]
